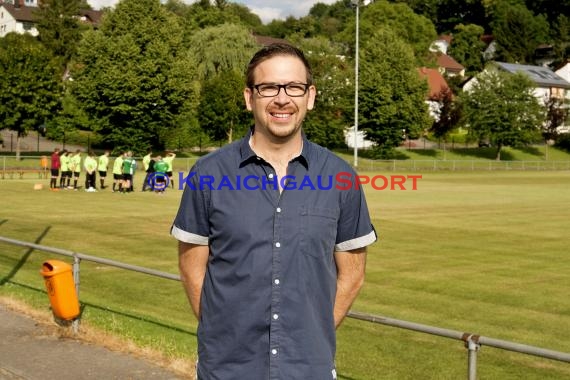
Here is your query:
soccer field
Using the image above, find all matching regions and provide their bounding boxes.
[1,171,569,379]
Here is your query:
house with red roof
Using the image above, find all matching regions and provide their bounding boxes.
[436,53,465,77]
[417,67,452,121]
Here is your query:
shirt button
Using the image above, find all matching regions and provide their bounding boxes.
[276,207,282,213]
[268,173,274,179]
[273,314,279,320]
[271,349,278,355]
[274,279,280,285]
[275,242,281,248]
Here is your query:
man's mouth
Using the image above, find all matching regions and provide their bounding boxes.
[270,112,292,119]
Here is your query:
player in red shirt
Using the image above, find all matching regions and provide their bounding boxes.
[50,148,60,191]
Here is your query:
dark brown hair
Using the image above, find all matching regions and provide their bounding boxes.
[246,43,313,88]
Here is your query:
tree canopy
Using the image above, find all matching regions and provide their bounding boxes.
[189,23,258,144]
[70,0,200,153]
[35,0,85,69]
[460,69,545,160]
[350,1,438,63]
[447,23,486,75]
[489,2,550,64]
[2,0,569,154]
[188,23,258,79]
[297,37,352,148]
[358,28,431,155]
[0,33,61,158]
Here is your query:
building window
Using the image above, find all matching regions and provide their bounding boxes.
[23,22,34,31]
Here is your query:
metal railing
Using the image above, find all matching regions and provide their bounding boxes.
[353,159,570,172]
[2,156,570,179]
[1,235,569,380]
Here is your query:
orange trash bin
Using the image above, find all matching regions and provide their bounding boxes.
[40,260,80,320]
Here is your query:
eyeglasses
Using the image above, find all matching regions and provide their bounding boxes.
[251,83,309,97]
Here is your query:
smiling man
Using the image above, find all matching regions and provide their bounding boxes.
[172,43,376,380]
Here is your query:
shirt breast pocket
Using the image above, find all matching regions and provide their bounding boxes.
[300,206,339,259]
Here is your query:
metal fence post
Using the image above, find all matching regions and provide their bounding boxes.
[465,334,481,380]
[72,255,81,334]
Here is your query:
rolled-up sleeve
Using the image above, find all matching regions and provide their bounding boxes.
[335,170,377,252]
[171,164,210,246]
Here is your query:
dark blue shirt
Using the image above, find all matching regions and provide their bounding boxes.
[172,131,376,380]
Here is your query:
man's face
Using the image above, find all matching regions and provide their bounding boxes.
[244,55,316,141]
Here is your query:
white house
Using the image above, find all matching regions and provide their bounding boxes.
[555,60,570,93]
[464,62,570,101]
[463,62,570,133]
[0,1,101,38]
[429,35,453,55]
[0,0,39,38]
[344,126,375,149]
[495,62,570,103]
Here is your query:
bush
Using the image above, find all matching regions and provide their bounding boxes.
[555,133,570,152]
[359,147,408,160]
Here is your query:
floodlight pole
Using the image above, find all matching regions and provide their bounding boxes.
[352,0,360,168]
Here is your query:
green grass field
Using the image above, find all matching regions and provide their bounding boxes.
[1,171,569,379]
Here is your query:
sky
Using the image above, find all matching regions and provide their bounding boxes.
[87,0,340,24]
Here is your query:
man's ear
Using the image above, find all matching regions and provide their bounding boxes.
[244,88,253,111]
[307,85,317,111]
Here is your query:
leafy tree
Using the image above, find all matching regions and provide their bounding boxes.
[344,0,437,63]
[555,132,570,152]
[34,0,84,70]
[45,89,90,148]
[199,70,250,143]
[213,0,228,8]
[358,28,431,155]
[262,19,290,39]
[525,0,570,25]
[302,0,353,38]
[447,23,486,75]
[225,3,263,30]
[166,0,262,44]
[460,70,545,160]
[296,37,353,148]
[395,0,439,25]
[551,14,570,65]
[188,23,257,144]
[430,87,462,140]
[489,2,550,64]
[0,33,61,159]
[261,16,317,39]
[542,96,569,142]
[71,0,200,153]
[188,23,258,80]
[433,0,487,34]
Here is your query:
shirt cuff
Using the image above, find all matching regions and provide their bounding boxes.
[171,225,209,245]
[335,230,377,252]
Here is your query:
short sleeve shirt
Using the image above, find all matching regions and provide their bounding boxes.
[70,155,81,173]
[163,156,174,172]
[171,131,376,380]
[112,157,123,175]
[143,154,151,171]
[60,155,69,172]
[84,156,97,172]
[51,152,60,170]
[98,155,109,171]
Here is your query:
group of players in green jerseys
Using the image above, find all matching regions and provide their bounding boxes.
[49,148,176,193]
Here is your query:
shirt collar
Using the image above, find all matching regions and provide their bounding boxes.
[239,127,310,170]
